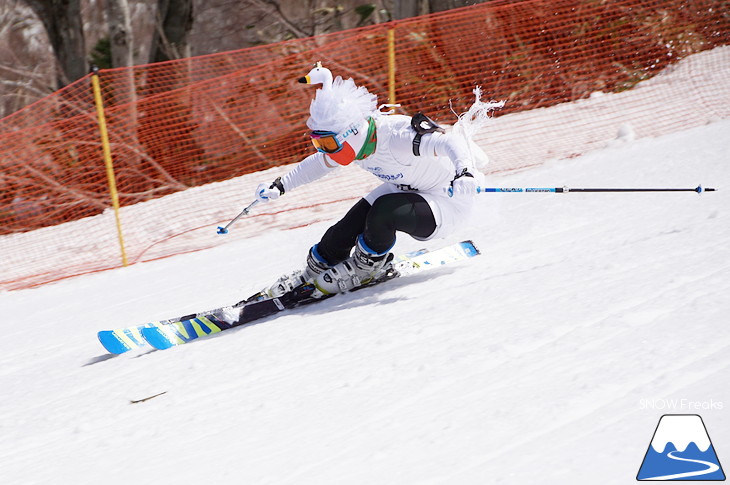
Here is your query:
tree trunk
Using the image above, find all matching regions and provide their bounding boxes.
[141,0,201,189]
[105,0,134,68]
[149,0,194,63]
[428,0,482,13]
[104,0,140,178]
[393,0,422,20]
[25,0,87,88]
[104,0,137,109]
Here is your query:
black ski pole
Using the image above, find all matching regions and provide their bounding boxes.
[479,185,716,194]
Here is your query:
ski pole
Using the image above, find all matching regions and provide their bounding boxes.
[478,185,716,194]
[217,200,259,234]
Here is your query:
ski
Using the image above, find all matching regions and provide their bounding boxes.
[97,240,479,354]
[98,323,165,355]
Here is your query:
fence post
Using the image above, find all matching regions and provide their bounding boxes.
[90,67,128,267]
[387,24,396,104]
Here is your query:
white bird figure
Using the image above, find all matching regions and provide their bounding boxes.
[299,62,377,134]
[298,61,333,90]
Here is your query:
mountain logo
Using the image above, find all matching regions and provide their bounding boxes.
[637,414,726,481]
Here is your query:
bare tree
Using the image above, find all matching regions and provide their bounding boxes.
[104,0,141,177]
[428,0,481,13]
[23,0,87,88]
[149,0,194,63]
[106,0,134,68]
[391,0,484,19]
[393,0,422,19]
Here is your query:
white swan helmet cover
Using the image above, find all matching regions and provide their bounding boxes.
[298,62,378,165]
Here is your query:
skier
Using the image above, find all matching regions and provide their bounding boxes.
[254,62,502,297]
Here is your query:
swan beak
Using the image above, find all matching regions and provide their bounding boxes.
[298,75,311,84]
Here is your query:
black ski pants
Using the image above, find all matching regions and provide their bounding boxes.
[316,192,437,265]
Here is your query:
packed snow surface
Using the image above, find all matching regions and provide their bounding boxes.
[1,118,728,484]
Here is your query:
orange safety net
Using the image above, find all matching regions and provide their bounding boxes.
[1,0,728,291]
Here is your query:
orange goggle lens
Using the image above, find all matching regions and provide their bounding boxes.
[310,131,342,153]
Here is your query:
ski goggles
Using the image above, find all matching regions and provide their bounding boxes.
[310,130,343,154]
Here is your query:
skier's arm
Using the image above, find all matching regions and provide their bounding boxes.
[418,131,475,175]
[280,152,338,192]
[420,131,479,197]
[255,152,338,202]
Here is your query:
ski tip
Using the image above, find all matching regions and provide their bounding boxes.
[141,326,175,350]
[98,330,132,355]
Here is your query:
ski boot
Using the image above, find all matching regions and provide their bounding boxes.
[313,235,392,296]
[245,245,331,302]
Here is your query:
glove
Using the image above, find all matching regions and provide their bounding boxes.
[255,177,285,203]
[449,168,478,198]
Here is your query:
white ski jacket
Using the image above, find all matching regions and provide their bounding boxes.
[280,114,480,196]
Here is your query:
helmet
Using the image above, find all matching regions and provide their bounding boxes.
[299,62,378,165]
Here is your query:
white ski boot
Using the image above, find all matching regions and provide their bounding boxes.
[314,236,392,295]
[255,245,331,300]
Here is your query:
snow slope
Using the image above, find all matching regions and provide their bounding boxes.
[0,119,728,484]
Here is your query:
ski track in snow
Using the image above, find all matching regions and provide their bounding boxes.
[0,117,728,484]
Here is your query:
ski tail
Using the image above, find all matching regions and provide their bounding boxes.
[98,323,158,354]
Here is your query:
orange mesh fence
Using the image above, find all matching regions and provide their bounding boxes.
[1,0,728,291]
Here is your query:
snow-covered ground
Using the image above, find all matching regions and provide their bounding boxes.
[0,116,728,484]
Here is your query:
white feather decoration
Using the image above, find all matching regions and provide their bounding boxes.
[452,86,505,139]
[307,76,378,133]
[452,87,505,171]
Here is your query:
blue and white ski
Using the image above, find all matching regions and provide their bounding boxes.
[98,322,170,355]
[97,240,480,354]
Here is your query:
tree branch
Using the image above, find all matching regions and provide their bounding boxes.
[245,0,310,38]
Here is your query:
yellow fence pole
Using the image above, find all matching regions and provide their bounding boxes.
[91,67,128,267]
[387,25,396,104]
